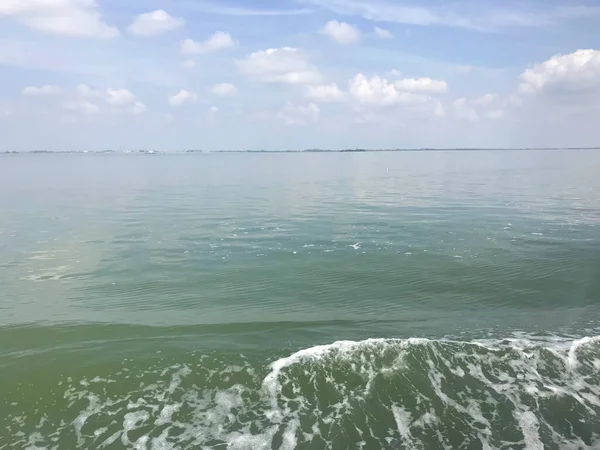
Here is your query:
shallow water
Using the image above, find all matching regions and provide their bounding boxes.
[1,150,600,449]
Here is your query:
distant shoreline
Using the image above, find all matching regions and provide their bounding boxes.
[1,147,599,155]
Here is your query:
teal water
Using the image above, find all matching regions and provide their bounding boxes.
[1,151,600,449]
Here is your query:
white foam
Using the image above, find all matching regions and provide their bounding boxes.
[567,336,600,371]
[73,394,101,445]
[412,410,439,429]
[516,410,543,450]
[11,334,600,449]
[150,429,175,450]
[279,419,300,450]
[166,365,191,395]
[391,405,413,442]
[226,431,275,450]
[121,410,150,447]
[155,404,180,426]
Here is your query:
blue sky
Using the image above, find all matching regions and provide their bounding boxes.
[0,0,599,151]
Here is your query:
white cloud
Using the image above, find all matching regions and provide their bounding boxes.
[20,84,146,115]
[128,10,184,36]
[321,20,360,44]
[452,98,479,121]
[473,93,499,106]
[348,74,441,106]
[0,0,119,38]
[212,83,237,96]
[180,32,235,54]
[102,88,146,114]
[63,99,100,114]
[129,102,146,115]
[348,74,400,106]
[305,83,344,102]
[519,49,600,94]
[180,39,198,54]
[488,109,504,120]
[374,26,393,39]
[507,94,523,107]
[434,102,446,117]
[179,4,313,17]
[207,106,219,122]
[181,59,196,69]
[395,77,448,94]
[449,93,514,121]
[71,86,146,114]
[303,0,600,31]
[168,89,197,106]
[22,85,61,96]
[106,88,136,106]
[277,102,320,125]
[305,0,446,27]
[180,39,200,54]
[76,84,103,98]
[236,47,322,85]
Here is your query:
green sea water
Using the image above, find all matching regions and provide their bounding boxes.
[1,150,600,449]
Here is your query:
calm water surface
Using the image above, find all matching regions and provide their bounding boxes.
[1,151,600,449]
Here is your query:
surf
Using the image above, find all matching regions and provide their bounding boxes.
[5,334,600,449]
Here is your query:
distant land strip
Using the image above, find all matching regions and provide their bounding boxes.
[1,148,599,154]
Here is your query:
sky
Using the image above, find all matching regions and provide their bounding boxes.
[0,0,599,151]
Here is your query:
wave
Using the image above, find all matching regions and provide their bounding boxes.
[5,335,600,449]
[260,336,600,449]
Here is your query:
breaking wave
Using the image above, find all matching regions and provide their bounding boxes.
[5,335,600,449]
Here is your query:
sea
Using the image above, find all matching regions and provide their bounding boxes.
[1,150,599,450]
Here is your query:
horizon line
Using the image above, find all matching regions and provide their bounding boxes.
[2,147,600,154]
